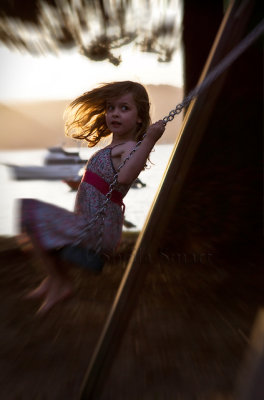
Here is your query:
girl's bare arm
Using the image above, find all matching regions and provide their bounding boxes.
[117,120,165,185]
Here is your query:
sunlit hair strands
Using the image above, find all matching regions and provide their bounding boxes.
[64,81,151,147]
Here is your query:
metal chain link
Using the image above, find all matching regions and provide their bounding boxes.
[74,18,264,253]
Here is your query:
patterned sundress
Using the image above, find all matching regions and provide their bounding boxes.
[20,146,130,255]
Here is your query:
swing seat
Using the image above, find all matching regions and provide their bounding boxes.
[58,245,105,273]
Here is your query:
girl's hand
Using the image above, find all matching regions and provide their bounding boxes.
[117,120,165,184]
[146,120,166,143]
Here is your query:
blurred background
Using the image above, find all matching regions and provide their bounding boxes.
[0,0,184,235]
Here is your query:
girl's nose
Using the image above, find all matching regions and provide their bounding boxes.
[112,108,119,117]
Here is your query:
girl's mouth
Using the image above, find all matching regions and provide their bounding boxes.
[111,121,121,127]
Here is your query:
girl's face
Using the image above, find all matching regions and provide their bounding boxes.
[105,93,142,140]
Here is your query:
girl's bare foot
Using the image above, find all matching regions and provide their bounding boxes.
[37,280,73,315]
[25,277,51,299]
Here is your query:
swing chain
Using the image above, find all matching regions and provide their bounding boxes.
[163,93,194,124]
[93,134,148,253]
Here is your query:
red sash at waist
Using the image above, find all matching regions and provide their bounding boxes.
[81,169,124,210]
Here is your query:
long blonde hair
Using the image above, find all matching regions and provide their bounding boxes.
[64,81,151,147]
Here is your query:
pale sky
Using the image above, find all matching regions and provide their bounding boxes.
[0,44,183,103]
[0,0,183,102]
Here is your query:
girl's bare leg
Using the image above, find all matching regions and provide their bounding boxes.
[27,237,74,314]
[17,234,51,299]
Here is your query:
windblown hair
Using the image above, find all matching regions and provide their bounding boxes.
[64,81,151,147]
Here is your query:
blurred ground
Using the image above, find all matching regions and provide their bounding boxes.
[0,233,263,399]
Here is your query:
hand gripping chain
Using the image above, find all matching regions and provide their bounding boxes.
[74,18,264,253]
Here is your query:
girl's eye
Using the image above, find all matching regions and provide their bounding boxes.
[107,105,114,111]
[121,105,128,111]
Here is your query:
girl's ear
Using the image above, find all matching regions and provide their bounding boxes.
[137,117,142,124]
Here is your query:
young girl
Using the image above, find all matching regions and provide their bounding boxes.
[19,81,165,314]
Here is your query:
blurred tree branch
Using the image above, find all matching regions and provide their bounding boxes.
[0,0,181,65]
